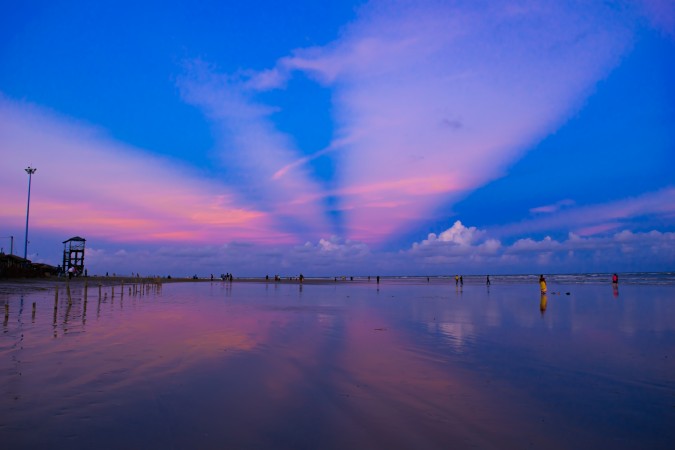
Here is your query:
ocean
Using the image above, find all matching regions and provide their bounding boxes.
[1,277,673,449]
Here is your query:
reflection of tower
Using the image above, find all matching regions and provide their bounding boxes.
[62,236,86,274]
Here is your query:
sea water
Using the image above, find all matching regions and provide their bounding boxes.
[1,279,673,449]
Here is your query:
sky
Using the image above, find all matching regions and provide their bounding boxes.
[1,0,674,276]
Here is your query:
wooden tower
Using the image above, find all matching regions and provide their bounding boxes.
[62,236,86,275]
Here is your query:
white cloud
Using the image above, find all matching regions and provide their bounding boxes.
[405,220,675,273]
[413,220,492,250]
[509,236,561,252]
[295,236,371,262]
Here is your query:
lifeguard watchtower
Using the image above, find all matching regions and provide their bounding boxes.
[62,236,86,275]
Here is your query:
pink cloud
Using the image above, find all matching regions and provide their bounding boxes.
[496,187,675,238]
[278,0,635,242]
[171,2,653,248]
[177,65,333,240]
[0,96,293,245]
[530,199,576,214]
[52,220,673,275]
[639,0,675,37]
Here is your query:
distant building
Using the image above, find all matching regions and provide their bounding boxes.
[0,253,57,278]
[0,253,29,277]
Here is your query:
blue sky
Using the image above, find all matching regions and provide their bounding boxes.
[1,0,673,276]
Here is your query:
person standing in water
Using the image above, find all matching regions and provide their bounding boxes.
[486,275,491,286]
[612,273,619,284]
[539,275,547,294]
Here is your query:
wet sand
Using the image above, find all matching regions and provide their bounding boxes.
[1,279,673,449]
[0,276,358,294]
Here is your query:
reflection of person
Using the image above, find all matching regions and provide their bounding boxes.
[540,293,548,314]
[539,275,547,294]
[612,273,619,284]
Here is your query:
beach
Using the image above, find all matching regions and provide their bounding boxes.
[1,277,674,449]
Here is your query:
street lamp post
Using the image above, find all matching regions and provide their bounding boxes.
[24,166,37,260]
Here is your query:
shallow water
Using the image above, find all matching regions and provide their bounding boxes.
[1,280,674,449]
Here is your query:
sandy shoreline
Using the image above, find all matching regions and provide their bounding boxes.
[0,276,361,294]
[2,272,671,294]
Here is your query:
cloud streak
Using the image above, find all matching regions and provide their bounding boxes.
[276,0,635,242]
[495,187,675,237]
[0,96,291,245]
[177,62,334,240]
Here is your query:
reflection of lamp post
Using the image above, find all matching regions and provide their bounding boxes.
[24,166,37,260]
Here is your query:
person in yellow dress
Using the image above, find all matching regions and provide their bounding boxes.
[539,274,547,294]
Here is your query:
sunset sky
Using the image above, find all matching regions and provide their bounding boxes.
[1,0,673,276]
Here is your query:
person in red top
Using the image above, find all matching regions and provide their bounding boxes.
[612,273,619,284]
